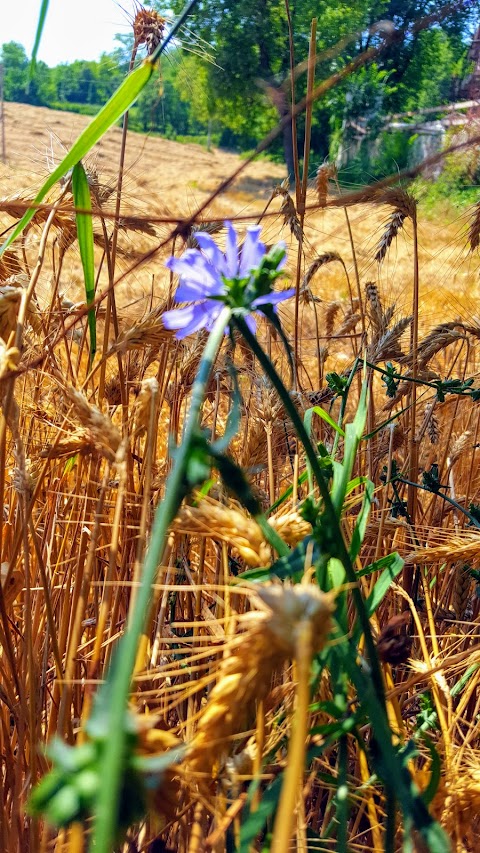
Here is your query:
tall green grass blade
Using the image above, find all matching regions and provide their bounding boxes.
[72,162,96,363]
[419,737,441,806]
[356,551,403,580]
[451,662,480,697]
[349,479,374,560]
[304,405,345,437]
[331,380,368,514]
[365,552,404,617]
[0,60,155,256]
[29,0,50,77]
[239,775,282,853]
[239,535,319,583]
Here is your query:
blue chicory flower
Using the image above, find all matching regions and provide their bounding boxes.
[162,221,294,339]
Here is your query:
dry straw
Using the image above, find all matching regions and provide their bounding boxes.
[452,562,471,620]
[186,583,334,775]
[172,499,311,570]
[61,385,122,462]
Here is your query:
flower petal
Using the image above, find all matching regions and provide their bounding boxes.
[194,231,228,276]
[162,303,210,338]
[224,221,239,278]
[244,313,257,334]
[252,288,296,307]
[166,252,221,294]
[239,225,265,277]
[175,277,225,304]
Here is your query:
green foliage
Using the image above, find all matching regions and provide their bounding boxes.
[71,161,96,363]
[2,0,477,182]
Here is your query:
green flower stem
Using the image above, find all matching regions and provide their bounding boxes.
[92,306,231,853]
[232,317,386,705]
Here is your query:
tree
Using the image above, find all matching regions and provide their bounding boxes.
[159,0,476,175]
[1,42,29,103]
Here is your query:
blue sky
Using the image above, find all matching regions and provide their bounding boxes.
[1,0,131,66]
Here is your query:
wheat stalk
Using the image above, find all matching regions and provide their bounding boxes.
[187,583,334,775]
[452,562,471,620]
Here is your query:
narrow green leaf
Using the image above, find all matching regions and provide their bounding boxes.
[349,479,374,560]
[72,163,96,362]
[239,776,282,853]
[345,475,369,497]
[451,662,480,697]
[239,535,319,583]
[0,60,155,255]
[365,551,404,617]
[305,405,345,438]
[420,737,441,806]
[356,551,403,580]
[331,380,368,513]
[29,0,50,77]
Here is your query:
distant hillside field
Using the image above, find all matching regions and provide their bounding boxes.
[0,101,477,332]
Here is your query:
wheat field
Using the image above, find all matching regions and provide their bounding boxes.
[2,67,480,853]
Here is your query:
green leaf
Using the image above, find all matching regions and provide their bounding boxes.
[364,551,404,618]
[239,535,319,583]
[451,662,480,697]
[304,405,345,438]
[349,480,374,561]
[345,475,369,497]
[331,380,368,514]
[355,551,403,580]
[0,60,155,256]
[29,0,50,78]
[72,162,96,363]
[420,736,441,807]
[239,775,283,853]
